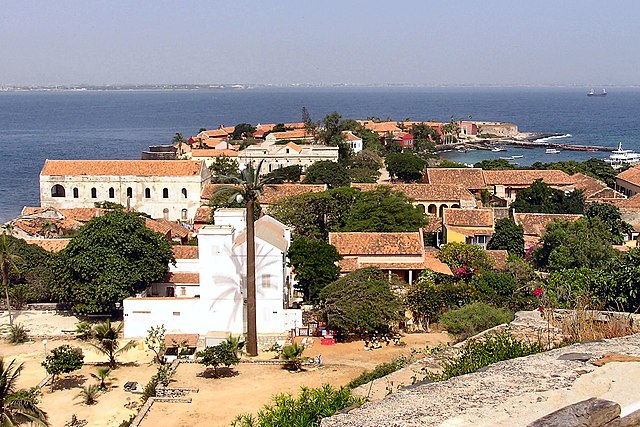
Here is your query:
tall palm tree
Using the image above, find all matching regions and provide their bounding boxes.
[216,160,274,356]
[0,358,49,426]
[0,235,21,326]
[172,132,186,158]
[91,320,136,369]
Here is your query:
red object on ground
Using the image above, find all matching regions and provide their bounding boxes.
[321,338,335,345]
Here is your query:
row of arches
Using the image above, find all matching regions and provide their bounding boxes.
[416,203,460,217]
[51,185,189,200]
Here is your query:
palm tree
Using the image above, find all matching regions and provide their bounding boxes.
[0,235,22,326]
[172,132,186,158]
[76,384,100,405]
[0,358,49,426]
[90,367,114,390]
[281,343,305,371]
[216,160,274,356]
[91,320,136,369]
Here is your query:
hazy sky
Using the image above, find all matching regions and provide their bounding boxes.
[2,0,639,86]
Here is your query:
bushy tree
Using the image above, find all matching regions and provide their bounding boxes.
[287,238,342,302]
[585,202,634,244]
[196,340,242,377]
[593,248,640,312]
[511,180,585,214]
[437,243,494,273]
[264,165,302,183]
[487,218,524,256]
[0,358,49,426]
[210,156,240,184]
[347,150,382,183]
[385,152,426,182]
[51,211,174,313]
[318,112,346,147]
[318,268,403,333]
[91,320,136,369]
[42,345,84,390]
[474,159,518,170]
[232,123,256,140]
[302,161,350,188]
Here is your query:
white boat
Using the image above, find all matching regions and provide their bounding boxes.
[605,142,640,169]
[545,148,560,154]
[499,156,513,160]
[511,155,524,159]
[491,147,507,152]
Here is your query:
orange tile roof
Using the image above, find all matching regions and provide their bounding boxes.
[58,208,107,222]
[443,208,494,227]
[200,129,229,138]
[13,217,83,237]
[165,272,200,284]
[24,239,70,252]
[514,213,582,237]
[172,245,199,259]
[259,184,326,204]
[423,252,453,276]
[329,232,423,256]
[256,124,276,132]
[275,142,302,153]
[426,168,486,189]
[41,160,204,177]
[618,194,640,209]
[570,173,625,201]
[616,165,640,186]
[363,122,401,134]
[337,257,359,273]
[485,250,508,271]
[343,131,362,141]
[153,219,190,239]
[201,184,238,201]
[423,217,443,234]
[351,183,475,203]
[355,252,452,276]
[193,206,213,224]
[165,333,199,348]
[267,130,311,140]
[145,218,172,236]
[191,149,238,158]
[284,122,306,129]
[482,169,575,186]
[20,207,55,216]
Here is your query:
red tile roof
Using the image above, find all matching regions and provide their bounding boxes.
[172,245,199,259]
[485,250,508,271]
[58,208,107,222]
[193,206,213,224]
[153,219,190,239]
[267,130,310,140]
[514,213,582,237]
[201,184,238,201]
[616,165,640,186]
[329,232,423,256]
[165,272,200,284]
[351,183,475,203]
[145,218,172,236]
[443,208,494,227]
[165,333,199,348]
[426,168,486,189]
[41,160,204,177]
[24,239,70,252]
[483,169,575,186]
[191,149,238,158]
[259,184,326,205]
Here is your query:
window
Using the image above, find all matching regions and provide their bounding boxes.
[91,188,97,199]
[126,187,133,198]
[51,184,65,198]
[262,274,272,289]
[166,287,175,297]
[162,188,169,199]
[163,208,169,220]
[145,188,151,199]
[73,188,79,198]
[108,187,115,198]
[181,208,188,221]
[181,188,187,199]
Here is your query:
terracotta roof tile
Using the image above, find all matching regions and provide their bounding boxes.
[165,333,199,348]
[426,168,486,189]
[193,206,213,224]
[337,257,359,272]
[329,232,423,256]
[514,213,582,237]
[443,208,494,227]
[616,165,640,186]
[12,217,82,237]
[165,272,200,284]
[58,208,107,222]
[259,184,326,204]
[201,184,238,201]
[171,245,199,259]
[618,194,640,209]
[153,219,190,239]
[145,218,172,236]
[483,169,575,186]
[423,252,453,276]
[200,129,229,138]
[351,183,475,203]
[267,130,311,140]
[24,239,70,252]
[486,250,508,271]
[363,122,401,134]
[423,217,442,234]
[41,160,204,177]
[191,149,238,158]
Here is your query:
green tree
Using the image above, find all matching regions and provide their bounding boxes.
[1,235,22,325]
[232,123,256,140]
[437,243,494,272]
[318,268,404,333]
[347,150,382,183]
[357,128,383,152]
[342,187,426,232]
[594,248,640,312]
[91,320,136,369]
[385,152,426,182]
[473,159,518,170]
[264,165,302,184]
[209,156,240,184]
[487,218,525,257]
[0,358,49,426]
[511,180,585,214]
[406,271,446,330]
[90,367,114,390]
[585,202,634,244]
[411,122,441,147]
[215,160,274,357]
[145,325,166,365]
[196,340,242,377]
[302,161,350,188]
[287,238,342,302]
[318,112,346,147]
[51,211,174,314]
[280,344,305,371]
[41,345,84,391]
[301,106,318,141]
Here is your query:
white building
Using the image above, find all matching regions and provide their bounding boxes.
[40,160,210,222]
[123,209,301,339]
[238,142,339,175]
[343,131,363,153]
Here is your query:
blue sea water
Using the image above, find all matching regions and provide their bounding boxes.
[1,87,639,223]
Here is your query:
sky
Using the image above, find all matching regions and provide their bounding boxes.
[2,0,639,87]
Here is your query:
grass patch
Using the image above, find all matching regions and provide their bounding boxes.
[346,355,411,389]
[440,302,514,339]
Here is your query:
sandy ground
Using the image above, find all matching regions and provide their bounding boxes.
[141,333,452,427]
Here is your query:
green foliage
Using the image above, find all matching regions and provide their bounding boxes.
[145,325,166,365]
[7,323,28,344]
[471,270,528,310]
[511,180,585,214]
[2,235,54,306]
[487,218,524,256]
[411,122,441,147]
[42,345,84,390]
[209,187,262,220]
[0,358,49,426]
[287,237,342,302]
[346,355,411,389]
[196,339,243,377]
[302,161,351,188]
[76,384,100,405]
[357,128,383,152]
[280,344,305,371]
[318,112,347,147]
[264,165,302,184]
[209,156,240,184]
[93,201,126,210]
[231,384,363,427]
[347,150,382,183]
[51,210,175,314]
[75,321,94,341]
[90,367,114,390]
[318,268,404,333]
[473,159,518,170]
[385,152,426,182]
[437,160,468,168]
[232,123,256,140]
[437,243,494,272]
[585,202,634,244]
[90,320,136,369]
[546,268,595,308]
[593,248,640,312]
[439,302,514,339]
[426,332,545,382]
[531,158,619,187]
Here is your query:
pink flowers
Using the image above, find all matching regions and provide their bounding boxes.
[533,287,544,297]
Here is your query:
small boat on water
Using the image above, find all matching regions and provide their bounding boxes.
[545,148,560,154]
[491,147,507,152]
[511,155,524,159]
[605,142,640,169]
[587,88,607,97]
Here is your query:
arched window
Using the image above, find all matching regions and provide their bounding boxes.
[72,188,79,198]
[452,204,460,209]
[181,209,188,220]
[145,188,151,199]
[181,188,188,199]
[126,187,133,198]
[163,208,169,220]
[51,184,65,198]
[428,204,437,215]
[108,187,115,198]
[91,188,97,199]
[162,188,169,199]
[417,204,426,214]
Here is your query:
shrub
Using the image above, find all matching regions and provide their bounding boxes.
[439,302,514,339]
[231,384,363,427]
[75,321,93,341]
[76,384,100,405]
[7,323,29,344]
[347,355,411,389]
[426,331,545,382]
[281,344,305,371]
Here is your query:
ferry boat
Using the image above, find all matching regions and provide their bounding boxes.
[545,148,560,154]
[587,88,607,97]
[605,142,640,169]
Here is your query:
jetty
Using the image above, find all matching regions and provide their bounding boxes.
[440,133,617,153]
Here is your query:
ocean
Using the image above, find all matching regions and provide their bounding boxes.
[1,87,640,223]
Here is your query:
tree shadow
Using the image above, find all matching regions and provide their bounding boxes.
[197,367,239,379]
[55,374,87,390]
